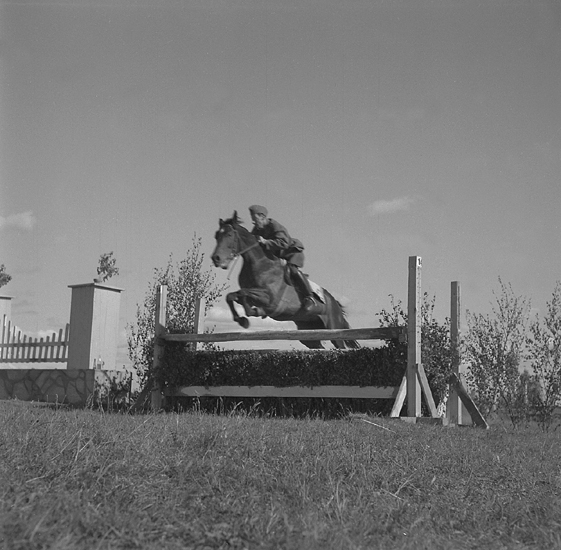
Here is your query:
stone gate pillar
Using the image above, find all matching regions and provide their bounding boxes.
[67,283,123,370]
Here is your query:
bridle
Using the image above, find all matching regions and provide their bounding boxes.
[221,224,260,279]
[222,224,259,257]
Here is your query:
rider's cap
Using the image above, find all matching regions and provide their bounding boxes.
[249,205,268,217]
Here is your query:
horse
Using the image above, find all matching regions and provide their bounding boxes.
[211,212,359,349]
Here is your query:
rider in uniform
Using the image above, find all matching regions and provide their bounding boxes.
[249,205,317,313]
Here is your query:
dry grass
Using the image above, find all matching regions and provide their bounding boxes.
[1,400,560,549]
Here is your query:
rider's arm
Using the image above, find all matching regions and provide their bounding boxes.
[259,220,290,252]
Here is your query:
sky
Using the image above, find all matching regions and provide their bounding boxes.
[1,0,561,365]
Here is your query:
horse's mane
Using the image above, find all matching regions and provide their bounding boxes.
[222,211,252,236]
[223,211,243,227]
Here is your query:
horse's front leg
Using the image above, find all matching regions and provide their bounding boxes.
[226,291,251,329]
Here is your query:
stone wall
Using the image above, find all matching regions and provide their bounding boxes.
[0,369,132,408]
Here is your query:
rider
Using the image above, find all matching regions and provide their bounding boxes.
[249,205,317,313]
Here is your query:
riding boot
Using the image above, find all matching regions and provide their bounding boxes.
[289,266,317,312]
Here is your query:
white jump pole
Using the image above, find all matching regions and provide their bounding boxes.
[448,281,461,424]
[192,297,205,350]
[407,256,422,417]
[151,285,167,411]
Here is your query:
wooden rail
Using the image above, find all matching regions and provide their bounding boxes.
[164,385,400,399]
[161,326,406,343]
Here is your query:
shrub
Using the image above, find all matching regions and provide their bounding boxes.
[127,236,227,386]
[464,278,530,426]
[156,346,406,417]
[526,281,561,430]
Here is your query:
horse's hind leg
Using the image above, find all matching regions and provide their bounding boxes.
[331,339,360,349]
[301,340,325,350]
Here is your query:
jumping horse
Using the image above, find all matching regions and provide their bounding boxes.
[211,212,359,349]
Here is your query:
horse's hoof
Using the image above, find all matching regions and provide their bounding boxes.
[238,317,250,329]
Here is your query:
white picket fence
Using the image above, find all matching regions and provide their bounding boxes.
[0,315,69,363]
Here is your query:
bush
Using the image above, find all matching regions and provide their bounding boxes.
[156,346,406,417]
[526,281,561,430]
[159,347,405,388]
[127,236,227,386]
[464,278,530,426]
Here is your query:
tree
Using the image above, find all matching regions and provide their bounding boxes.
[464,278,530,425]
[127,236,228,385]
[377,293,454,409]
[0,265,12,288]
[526,281,561,430]
[96,252,119,282]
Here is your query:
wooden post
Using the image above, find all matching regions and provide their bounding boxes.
[448,374,488,429]
[407,256,422,417]
[193,298,206,350]
[447,281,462,424]
[390,375,407,417]
[416,363,439,417]
[151,285,167,411]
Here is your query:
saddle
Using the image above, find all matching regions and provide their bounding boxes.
[283,264,326,304]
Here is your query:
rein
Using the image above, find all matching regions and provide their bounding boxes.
[237,242,260,256]
[226,227,260,280]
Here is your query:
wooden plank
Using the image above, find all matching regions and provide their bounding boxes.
[7,320,13,360]
[192,298,206,350]
[407,256,422,417]
[64,323,70,360]
[447,281,461,424]
[13,329,20,360]
[31,337,37,360]
[448,374,489,429]
[416,363,439,418]
[164,385,400,399]
[162,326,405,343]
[45,335,51,360]
[390,375,407,417]
[2,320,9,360]
[21,335,27,360]
[55,328,63,360]
[1,318,5,359]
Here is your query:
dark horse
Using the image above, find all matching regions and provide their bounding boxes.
[211,212,359,349]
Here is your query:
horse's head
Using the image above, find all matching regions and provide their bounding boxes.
[211,211,253,269]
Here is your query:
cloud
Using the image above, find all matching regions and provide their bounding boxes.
[0,211,36,231]
[368,197,415,216]
[206,306,292,330]
[205,306,236,323]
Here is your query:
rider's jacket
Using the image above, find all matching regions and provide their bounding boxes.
[251,218,305,267]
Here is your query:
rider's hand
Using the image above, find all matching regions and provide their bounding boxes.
[257,236,268,245]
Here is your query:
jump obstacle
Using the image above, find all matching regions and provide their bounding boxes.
[148,256,487,427]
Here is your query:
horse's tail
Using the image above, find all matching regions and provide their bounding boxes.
[324,290,360,349]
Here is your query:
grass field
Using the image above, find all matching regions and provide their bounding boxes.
[1,401,560,550]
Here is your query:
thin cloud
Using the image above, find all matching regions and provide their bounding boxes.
[368,197,414,216]
[0,211,36,231]
[206,306,290,330]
